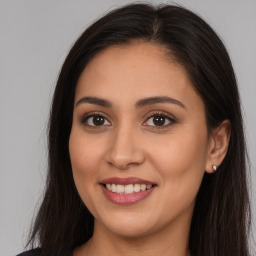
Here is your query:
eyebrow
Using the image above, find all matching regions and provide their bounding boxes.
[135,96,186,109]
[76,96,185,109]
[76,96,112,107]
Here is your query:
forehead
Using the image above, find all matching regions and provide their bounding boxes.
[75,42,203,110]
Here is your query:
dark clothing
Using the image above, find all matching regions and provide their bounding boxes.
[17,249,72,256]
[17,249,42,256]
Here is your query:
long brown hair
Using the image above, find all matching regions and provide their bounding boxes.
[27,4,251,256]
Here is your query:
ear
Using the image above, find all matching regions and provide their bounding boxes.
[205,120,231,173]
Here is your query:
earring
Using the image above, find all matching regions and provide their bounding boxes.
[212,165,217,171]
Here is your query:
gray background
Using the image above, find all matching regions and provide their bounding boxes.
[0,0,255,255]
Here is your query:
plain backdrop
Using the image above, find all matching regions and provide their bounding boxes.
[0,0,255,255]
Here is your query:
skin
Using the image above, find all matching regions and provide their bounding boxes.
[69,42,230,256]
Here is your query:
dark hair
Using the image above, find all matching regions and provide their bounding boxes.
[27,3,251,256]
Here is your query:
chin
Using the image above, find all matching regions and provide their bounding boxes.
[95,211,160,238]
[106,223,152,238]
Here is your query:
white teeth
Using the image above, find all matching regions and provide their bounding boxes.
[106,184,112,191]
[116,184,125,193]
[134,184,141,192]
[140,184,146,191]
[125,184,134,194]
[112,184,117,192]
[105,183,154,194]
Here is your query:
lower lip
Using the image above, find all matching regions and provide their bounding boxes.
[102,186,155,205]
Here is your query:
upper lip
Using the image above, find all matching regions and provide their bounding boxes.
[100,177,156,186]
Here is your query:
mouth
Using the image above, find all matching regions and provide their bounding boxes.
[100,177,157,204]
[101,183,156,194]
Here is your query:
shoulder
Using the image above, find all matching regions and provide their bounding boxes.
[16,248,42,256]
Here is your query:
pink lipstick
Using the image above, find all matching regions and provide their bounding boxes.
[100,177,156,205]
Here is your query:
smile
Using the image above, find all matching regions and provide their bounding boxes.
[105,183,153,194]
[100,177,157,204]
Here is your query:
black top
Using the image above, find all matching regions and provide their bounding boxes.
[17,248,72,256]
[17,249,42,256]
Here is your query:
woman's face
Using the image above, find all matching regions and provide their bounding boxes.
[69,42,212,238]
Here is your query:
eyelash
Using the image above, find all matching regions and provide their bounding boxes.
[80,112,111,129]
[80,111,176,129]
[143,111,176,129]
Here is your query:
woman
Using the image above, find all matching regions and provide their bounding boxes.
[18,3,251,256]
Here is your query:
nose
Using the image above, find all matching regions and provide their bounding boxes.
[105,125,145,170]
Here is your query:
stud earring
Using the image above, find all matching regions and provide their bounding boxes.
[212,165,217,171]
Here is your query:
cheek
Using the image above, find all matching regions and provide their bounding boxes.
[68,128,105,209]
[69,138,94,180]
[69,128,104,176]
[149,126,208,206]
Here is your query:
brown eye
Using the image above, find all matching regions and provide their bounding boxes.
[144,114,175,128]
[92,116,105,126]
[83,114,111,127]
[153,116,166,126]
